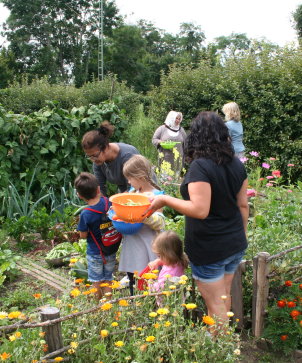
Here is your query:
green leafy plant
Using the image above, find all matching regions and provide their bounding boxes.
[0,247,20,286]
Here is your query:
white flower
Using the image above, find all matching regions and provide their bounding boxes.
[234,349,241,355]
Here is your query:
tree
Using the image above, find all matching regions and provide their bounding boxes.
[293,4,302,41]
[0,47,19,87]
[0,0,122,85]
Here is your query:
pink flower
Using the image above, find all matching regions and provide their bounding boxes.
[266,176,274,179]
[247,189,256,197]
[272,170,281,178]
[269,157,276,161]
[249,151,259,157]
[262,163,270,169]
[287,164,295,167]
[266,183,273,187]
[287,190,293,193]
[240,157,248,163]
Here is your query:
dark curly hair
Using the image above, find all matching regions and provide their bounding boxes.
[185,111,234,165]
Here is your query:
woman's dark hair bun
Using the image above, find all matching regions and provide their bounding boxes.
[98,121,115,138]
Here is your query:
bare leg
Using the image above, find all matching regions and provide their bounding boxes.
[195,273,235,334]
[92,280,112,301]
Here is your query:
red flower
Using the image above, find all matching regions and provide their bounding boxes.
[285,281,293,287]
[287,301,296,308]
[277,300,286,308]
[280,335,288,341]
[299,284,302,290]
[290,310,300,318]
[272,170,281,178]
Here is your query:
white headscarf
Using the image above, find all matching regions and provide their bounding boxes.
[164,111,183,136]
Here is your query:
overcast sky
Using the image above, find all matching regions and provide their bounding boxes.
[115,0,301,46]
[0,0,301,46]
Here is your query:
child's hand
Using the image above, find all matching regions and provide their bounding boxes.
[148,258,161,271]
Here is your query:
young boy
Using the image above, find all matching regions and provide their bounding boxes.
[75,172,121,300]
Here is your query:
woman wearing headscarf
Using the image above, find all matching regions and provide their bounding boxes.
[152,111,187,178]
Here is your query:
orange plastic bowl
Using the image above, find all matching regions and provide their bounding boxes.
[109,193,151,223]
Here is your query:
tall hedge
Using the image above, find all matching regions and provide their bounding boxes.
[148,46,302,180]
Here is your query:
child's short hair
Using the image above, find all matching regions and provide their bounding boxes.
[123,155,161,190]
[152,230,188,268]
[74,172,99,200]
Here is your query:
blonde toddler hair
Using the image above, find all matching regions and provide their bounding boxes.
[222,102,241,122]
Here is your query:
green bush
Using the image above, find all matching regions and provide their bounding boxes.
[148,46,302,180]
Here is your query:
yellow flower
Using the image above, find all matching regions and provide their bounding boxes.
[14,331,22,338]
[82,290,91,295]
[234,349,241,355]
[39,332,46,337]
[55,299,62,305]
[0,353,11,360]
[111,322,118,327]
[119,300,129,307]
[85,283,91,287]
[90,288,97,293]
[149,312,157,318]
[227,311,234,317]
[100,330,109,338]
[70,258,78,263]
[0,312,8,319]
[54,358,64,362]
[72,333,77,339]
[67,304,73,308]
[137,327,143,331]
[32,360,38,363]
[164,274,171,278]
[70,341,78,349]
[70,288,81,297]
[151,269,159,274]
[169,285,176,290]
[153,323,160,328]
[143,291,149,296]
[72,310,79,314]
[33,293,41,299]
[9,335,16,341]
[146,336,155,342]
[202,315,215,326]
[100,282,109,287]
[185,303,197,310]
[114,341,124,347]
[164,321,171,327]
[68,349,75,354]
[100,303,113,311]
[157,308,169,315]
[162,291,171,296]
[142,273,157,280]
[110,281,121,289]
[8,311,21,319]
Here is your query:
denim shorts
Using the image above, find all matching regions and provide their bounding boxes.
[87,253,116,282]
[190,249,246,283]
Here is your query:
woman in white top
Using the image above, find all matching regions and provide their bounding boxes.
[152,111,187,178]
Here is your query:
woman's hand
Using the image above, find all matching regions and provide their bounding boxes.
[142,195,167,216]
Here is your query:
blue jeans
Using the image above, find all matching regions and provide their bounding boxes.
[190,249,246,283]
[87,253,116,282]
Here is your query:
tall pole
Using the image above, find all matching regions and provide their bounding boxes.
[98,0,104,81]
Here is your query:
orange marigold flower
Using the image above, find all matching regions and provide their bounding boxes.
[119,300,129,307]
[100,330,109,338]
[299,284,302,290]
[285,280,293,287]
[280,335,288,341]
[277,300,286,308]
[290,310,300,318]
[75,278,84,284]
[287,301,296,308]
[33,293,42,299]
[0,352,11,360]
[54,358,64,362]
[202,315,215,326]
[142,273,158,280]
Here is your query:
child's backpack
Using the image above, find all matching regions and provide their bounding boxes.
[84,197,122,262]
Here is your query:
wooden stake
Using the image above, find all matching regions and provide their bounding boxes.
[40,307,63,355]
[252,252,270,337]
